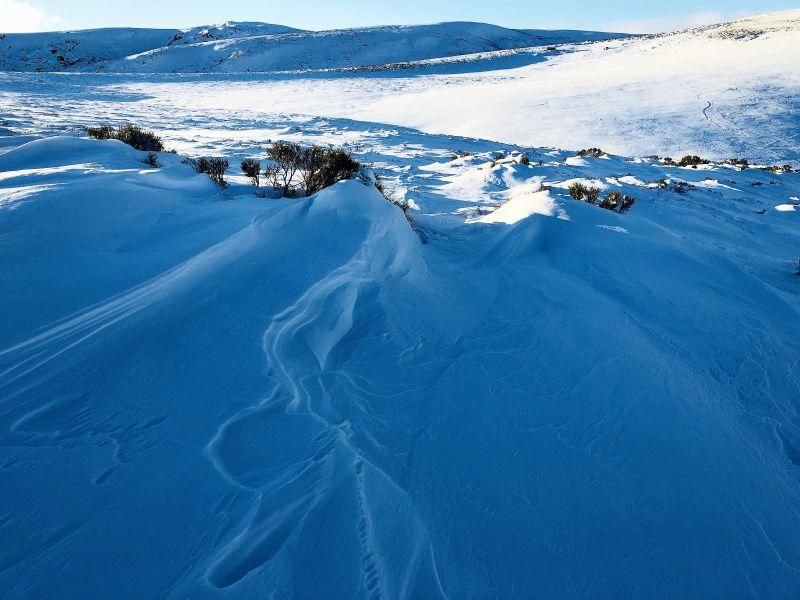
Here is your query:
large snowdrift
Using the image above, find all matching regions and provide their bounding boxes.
[1,130,799,598]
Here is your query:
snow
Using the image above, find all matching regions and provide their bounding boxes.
[2,9,800,600]
[0,28,179,72]
[2,11,795,163]
[0,22,624,74]
[474,188,558,224]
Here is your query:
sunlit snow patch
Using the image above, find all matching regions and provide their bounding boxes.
[472,189,561,224]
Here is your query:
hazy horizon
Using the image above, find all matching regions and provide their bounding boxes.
[1,0,797,34]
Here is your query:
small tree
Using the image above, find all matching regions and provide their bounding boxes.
[266,141,302,194]
[241,158,261,186]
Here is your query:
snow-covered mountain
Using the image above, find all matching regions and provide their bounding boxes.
[0,21,627,73]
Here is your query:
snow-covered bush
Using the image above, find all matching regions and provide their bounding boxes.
[197,157,229,187]
[678,155,710,168]
[727,158,749,170]
[762,164,796,174]
[86,123,164,152]
[241,158,261,186]
[577,147,606,158]
[600,190,636,213]
[568,182,601,204]
[450,151,471,161]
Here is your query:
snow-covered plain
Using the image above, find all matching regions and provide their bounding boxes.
[1,9,800,600]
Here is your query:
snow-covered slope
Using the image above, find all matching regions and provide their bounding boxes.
[0,21,627,73]
[0,28,178,72]
[1,123,799,597]
[165,22,302,46]
[357,9,800,162]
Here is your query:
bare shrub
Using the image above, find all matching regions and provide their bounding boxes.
[86,125,114,140]
[241,158,261,187]
[264,142,361,197]
[600,191,636,213]
[678,155,710,168]
[568,182,601,204]
[197,157,229,187]
[265,141,302,194]
[87,123,163,152]
[300,146,360,196]
[577,148,606,158]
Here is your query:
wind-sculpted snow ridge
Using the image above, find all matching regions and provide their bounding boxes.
[1,126,800,599]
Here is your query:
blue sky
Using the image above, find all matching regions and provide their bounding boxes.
[1,0,797,33]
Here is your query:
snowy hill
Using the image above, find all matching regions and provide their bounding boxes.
[1,126,799,598]
[0,27,178,72]
[351,9,800,163]
[1,8,800,599]
[0,21,627,73]
[165,22,302,46]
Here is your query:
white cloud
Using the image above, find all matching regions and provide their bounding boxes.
[605,10,757,34]
[0,0,65,33]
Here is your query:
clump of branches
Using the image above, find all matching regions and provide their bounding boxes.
[86,123,164,152]
[568,182,601,204]
[568,183,635,214]
[197,157,229,187]
[599,191,636,214]
[241,158,261,187]
[264,141,303,195]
